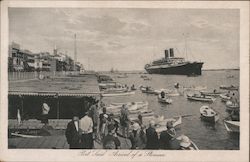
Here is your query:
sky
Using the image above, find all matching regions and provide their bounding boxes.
[9,8,239,71]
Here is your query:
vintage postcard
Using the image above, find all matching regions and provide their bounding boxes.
[0,0,249,162]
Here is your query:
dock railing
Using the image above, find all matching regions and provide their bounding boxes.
[8,71,72,81]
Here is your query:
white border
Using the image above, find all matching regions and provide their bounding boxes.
[0,1,249,162]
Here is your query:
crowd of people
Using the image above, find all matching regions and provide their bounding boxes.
[65,101,193,150]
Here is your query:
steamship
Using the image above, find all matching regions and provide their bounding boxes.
[144,48,204,75]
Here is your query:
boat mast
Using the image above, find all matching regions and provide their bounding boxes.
[74,34,77,71]
[184,33,188,60]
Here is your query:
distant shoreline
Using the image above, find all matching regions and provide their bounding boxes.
[97,68,239,74]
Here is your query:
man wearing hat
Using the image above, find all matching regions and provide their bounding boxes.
[128,122,147,149]
[159,121,176,149]
[103,124,121,149]
[65,116,81,149]
[41,99,50,125]
[145,120,159,149]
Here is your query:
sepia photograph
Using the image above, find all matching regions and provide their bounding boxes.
[0,1,249,162]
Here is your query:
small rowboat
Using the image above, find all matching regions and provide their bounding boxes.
[224,120,239,133]
[200,91,225,97]
[141,87,159,95]
[110,101,148,107]
[226,101,240,112]
[219,94,231,102]
[184,86,207,91]
[187,94,216,103]
[107,102,148,112]
[220,85,239,91]
[11,132,42,138]
[174,135,199,150]
[200,106,219,123]
[155,116,182,133]
[101,91,135,97]
[158,95,173,104]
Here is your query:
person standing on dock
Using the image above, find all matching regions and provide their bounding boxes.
[159,121,176,149]
[145,120,159,149]
[103,124,121,149]
[65,116,81,149]
[79,111,94,149]
[41,101,50,125]
[99,107,109,140]
[129,122,147,149]
[89,103,99,140]
[120,105,130,138]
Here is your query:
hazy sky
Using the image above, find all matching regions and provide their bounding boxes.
[9,8,239,71]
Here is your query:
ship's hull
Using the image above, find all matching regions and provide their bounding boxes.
[145,62,203,75]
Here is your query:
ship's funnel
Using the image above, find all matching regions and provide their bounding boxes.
[165,49,169,58]
[170,48,174,57]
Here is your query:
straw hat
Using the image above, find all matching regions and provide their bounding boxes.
[180,135,191,148]
[132,122,140,131]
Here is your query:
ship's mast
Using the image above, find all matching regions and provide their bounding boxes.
[74,34,77,71]
[184,33,188,60]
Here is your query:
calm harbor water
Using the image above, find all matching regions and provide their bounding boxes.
[102,70,240,150]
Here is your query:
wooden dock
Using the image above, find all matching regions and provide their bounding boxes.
[8,119,132,149]
[8,134,131,149]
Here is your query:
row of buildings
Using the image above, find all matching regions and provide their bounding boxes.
[8,42,83,72]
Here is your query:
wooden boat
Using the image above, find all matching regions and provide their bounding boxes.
[101,91,135,97]
[200,105,219,123]
[220,94,231,102]
[174,135,199,150]
[200,90,225,97]
[226,101,240,111]
[129,111,155,119]
[158,95,173,104]
[107,102,149,113]
[220,85,239,91]
[11,132,42,138]
[224,120,239,133]
[187,94,216,102]
[111,101,148,107]
[141,87,159,95]
[184,86,207,91]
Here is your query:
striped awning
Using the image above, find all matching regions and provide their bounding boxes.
[9,91,101,97]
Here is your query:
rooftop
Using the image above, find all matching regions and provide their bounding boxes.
[9,74,101,97]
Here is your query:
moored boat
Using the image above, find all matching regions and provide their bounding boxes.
[224,120,239,133]
[225,101,240,112]
[220,94,231,102]
[200,105,219,123]
[220,85,239,91]
[155,116,182,133]
[187,94,216,102]
[140,87,159,95]
[158,95,173,104]
[101,91,135,97]
[200,90,225,97]
[174,135,199,150]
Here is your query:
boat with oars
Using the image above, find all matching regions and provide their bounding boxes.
[200,105,219,123]
[225,101,240,112]
[157,95,173,104]
[224,120,239,133]
[187,94,216,103]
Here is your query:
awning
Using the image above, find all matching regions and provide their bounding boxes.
[9,91,101,97]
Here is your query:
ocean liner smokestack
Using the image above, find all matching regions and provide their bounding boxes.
[170,48,174,57]
[165,49,169,58]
